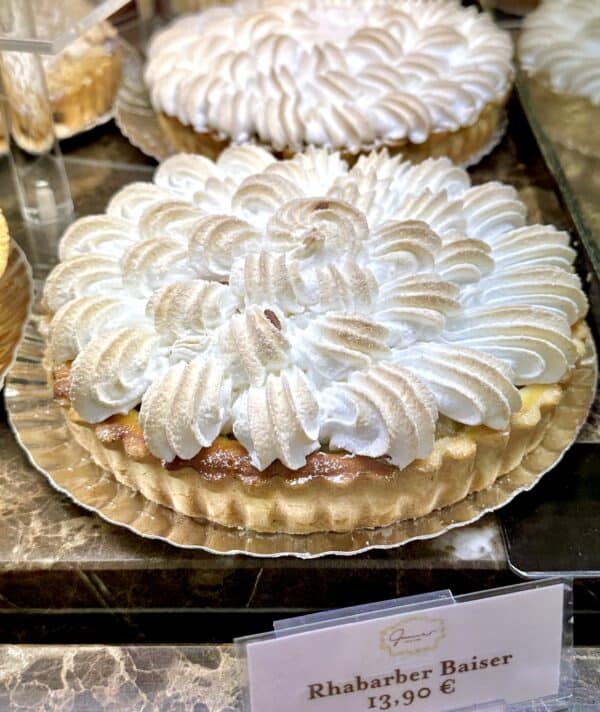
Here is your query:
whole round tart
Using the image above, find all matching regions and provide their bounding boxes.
[144,0,513,164]
[42,146,589,534]
[519,0,600,155]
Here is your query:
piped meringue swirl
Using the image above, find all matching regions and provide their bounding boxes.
[140,357,232,462]
[144,0,513,152]
[45,145,587,471]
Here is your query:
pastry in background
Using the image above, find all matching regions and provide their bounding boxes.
[519,0,600,156]
[0,211,8,280]
[0,18,122,153]
[145,0,513,165]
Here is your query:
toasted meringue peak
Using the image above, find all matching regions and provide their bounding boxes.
[58,216,135,261]
[122,238,194,298]
[106,183,174,223]
[267,197,368,261]
[147,280,238,340]
[70,328,169,423]
[145,0,512,152]
[46,146,585,470]
[138,201,205,243]
[43,255,122,313]
[445,306,578,384]
[217,306,290,387]
[140,357,232,461]
[321,362,437,468]
[48,296,147,367]
[394,343,521,429]
[229,252,316,313]
[189,214,262,279]
[233,366,319,470]
[154,154,223,198]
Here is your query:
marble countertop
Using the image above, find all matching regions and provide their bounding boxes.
[0,644,598,711]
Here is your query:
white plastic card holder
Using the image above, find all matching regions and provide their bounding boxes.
[235,578,573,712]
[452,702,506,712]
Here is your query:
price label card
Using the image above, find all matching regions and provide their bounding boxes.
[243,584,565,711]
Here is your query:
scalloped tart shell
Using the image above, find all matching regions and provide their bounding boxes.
[158,99,506,166]
[61,322,593,534]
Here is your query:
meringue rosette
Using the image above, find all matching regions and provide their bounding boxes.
[43,146,590,533]
[145,0,513,164]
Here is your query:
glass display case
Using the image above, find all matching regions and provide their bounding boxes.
[0,1,598,708]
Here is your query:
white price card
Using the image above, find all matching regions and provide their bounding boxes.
[243,584,565,711]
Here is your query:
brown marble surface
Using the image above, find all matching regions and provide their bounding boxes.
[0,644,598,711]
[0,645,242,711]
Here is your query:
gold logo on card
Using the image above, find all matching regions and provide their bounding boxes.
[380,616,446,657]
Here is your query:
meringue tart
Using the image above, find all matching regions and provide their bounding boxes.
[519,0,600,156]
[42,146,590,534]
[145,0,513,165]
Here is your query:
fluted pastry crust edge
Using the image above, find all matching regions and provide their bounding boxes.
[157,99,506,166]
[61,323,593,534]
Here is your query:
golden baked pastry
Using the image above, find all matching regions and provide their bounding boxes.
[0,21,121,153]
[145,0,513,165]
[42,146,590,534]
[0,210,8,280]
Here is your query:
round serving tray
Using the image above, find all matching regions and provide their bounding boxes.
[114,50,508,168]
[0,241,33,390]
[5,310,596,557]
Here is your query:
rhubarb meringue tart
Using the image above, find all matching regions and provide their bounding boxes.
[42,146,590,534]
[144,0,513,165]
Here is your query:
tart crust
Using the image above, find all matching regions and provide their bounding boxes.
[50,43,123,140]
[0,211,8,280]
[59,323,592,534]
[158,99,507,166]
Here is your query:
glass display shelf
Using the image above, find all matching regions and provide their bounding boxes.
[0,0,130,54]
[516,70,600,279]
[0,0,131,226]
[0,101,599,645]
[501,444,600,579]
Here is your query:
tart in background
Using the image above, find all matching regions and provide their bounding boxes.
[145,0,513,165]
[519,0,600,156]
